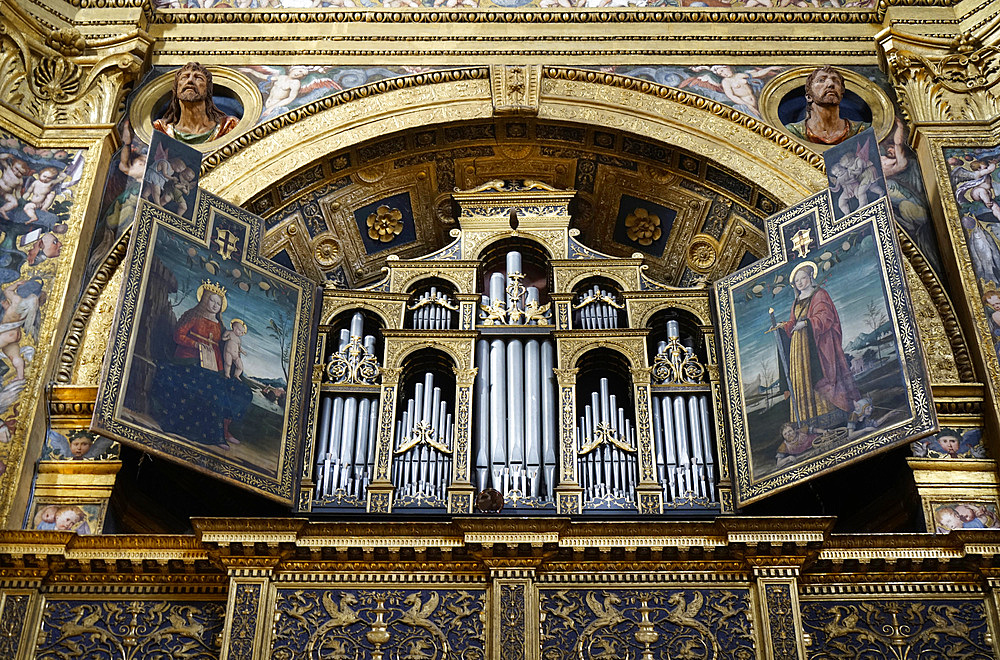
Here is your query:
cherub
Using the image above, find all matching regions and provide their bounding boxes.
[68,433,94,459]
[34,505,59,530]
[934,505,963,532]
[0,278,44,382]
[21,166,65,224]
[954,159,1000,222]
[682,65,783,116]
[222,318,248,379]
[0,154,30,220]
[54,505,89,533]
[829,137,885,214]
[244,66,343,119]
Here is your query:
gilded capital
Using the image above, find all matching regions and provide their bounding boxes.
[0,6,148,129]
[879,28,1000,125]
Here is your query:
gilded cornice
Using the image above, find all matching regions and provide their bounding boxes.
[0,1,148,130]
[6,518,1000,584]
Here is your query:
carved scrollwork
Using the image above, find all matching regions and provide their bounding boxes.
[882,29,1000,124]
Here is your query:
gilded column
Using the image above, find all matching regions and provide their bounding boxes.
[0,572,44,660]
[753,567,807,660]
[449,367,478,513]
[219,558,280,660]
[552,367,581,514]
[489,567,537,660]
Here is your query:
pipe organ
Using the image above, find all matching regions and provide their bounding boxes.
[303,181,729,516]
[313,311,381,506]
[650,320,718,507]
[576,377,639,509]
[573,284,623,330]
[408,286,457,330]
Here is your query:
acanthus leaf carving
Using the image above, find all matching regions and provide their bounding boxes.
[0,17,145,127]
[882,30,1000,124]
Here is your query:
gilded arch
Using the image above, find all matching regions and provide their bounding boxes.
[201,68,827,206]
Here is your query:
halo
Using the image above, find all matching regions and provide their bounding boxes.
[196,283,228,312]
[789,260,818,283]
[231,318,248,330]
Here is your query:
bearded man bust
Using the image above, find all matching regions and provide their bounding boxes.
[153,62,240,145]
[785,66,870,146]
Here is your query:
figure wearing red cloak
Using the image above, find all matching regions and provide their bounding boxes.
[782,273,860,424]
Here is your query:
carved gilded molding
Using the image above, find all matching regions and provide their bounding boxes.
[57,231,130,384]
[491,65,541,116]
[0,7,147,129]
[201,69,823,210]
[880,28,1000,125]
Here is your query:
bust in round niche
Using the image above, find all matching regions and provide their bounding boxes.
[782,66,870,146]
[153,62,241,145]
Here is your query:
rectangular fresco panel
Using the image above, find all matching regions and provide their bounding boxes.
[93,190,316,503]
[715,192,935,506]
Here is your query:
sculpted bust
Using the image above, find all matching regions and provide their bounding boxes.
[785,66,870,146]
[153,62,239,145]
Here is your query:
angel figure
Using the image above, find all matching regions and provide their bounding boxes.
[244,66,344,120]
[0,278,44,382]
[829,137,884,215]
[678,65,783,117]
[953,158,1000,222]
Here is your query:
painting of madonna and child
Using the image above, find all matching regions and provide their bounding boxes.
[715,192,935,506]
[93,190,315,503]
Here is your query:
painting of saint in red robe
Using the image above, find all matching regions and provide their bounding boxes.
[777,260,860,430]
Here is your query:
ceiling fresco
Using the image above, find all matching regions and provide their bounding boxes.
[243,118,775,288]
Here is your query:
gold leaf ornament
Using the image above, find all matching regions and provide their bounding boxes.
[32,56,82,102]
[367,205,404,243]
[624,207,662,246]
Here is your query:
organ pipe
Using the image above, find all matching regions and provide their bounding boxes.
[392,370,454,503]
[315,311,381,503]
[576,377,638,505]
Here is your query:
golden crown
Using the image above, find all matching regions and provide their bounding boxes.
[200,279,227,298]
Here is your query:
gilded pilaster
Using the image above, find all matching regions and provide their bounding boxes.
[489,566,537,660]
[880,21,1000,458]
[552,368,581,515]
[753,567,807,660]
[449,367,478,514]
[370,366,403,513]
[631,366,662,515]
[219,562,277,660]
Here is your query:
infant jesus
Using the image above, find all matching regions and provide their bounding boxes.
[222,318,247,379]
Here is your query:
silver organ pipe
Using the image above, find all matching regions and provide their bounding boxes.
[473,251,557,503]
[576,377,638,506]
[650,320,718,506]
[573,285,622,330]
[408,286,457,330]
[392,371,454,504]
[315,311,381,504]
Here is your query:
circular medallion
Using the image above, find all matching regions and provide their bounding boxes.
[687,235,719,272]
[314,236,342,267]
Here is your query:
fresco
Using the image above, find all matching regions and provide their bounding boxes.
[715,184,935,505]
[42,429,119,461]
[931,501,1000,532]
[0,131,83,499]
[237,66,451,124]
[29,499,104,534]
[945,144,1000,369]
[911,427,986,459]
